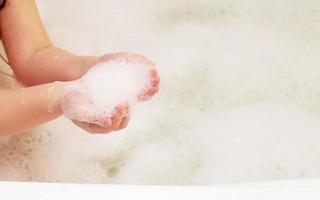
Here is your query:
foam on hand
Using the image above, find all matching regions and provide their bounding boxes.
[61,60,153,126]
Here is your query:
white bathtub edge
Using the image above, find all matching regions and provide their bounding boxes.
[1,179,320,200]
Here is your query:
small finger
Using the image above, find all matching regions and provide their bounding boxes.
[119,115,130,129]
[72,121,113,134]
[111,105,126,130]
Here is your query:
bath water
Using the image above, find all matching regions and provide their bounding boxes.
[1,0,320,185]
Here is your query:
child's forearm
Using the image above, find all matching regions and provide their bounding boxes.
[0,0,98,85]
[23,47,98,85]
[0,82,64,134]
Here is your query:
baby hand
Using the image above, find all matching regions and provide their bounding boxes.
[72,103,130,134]
[61,52,160,134]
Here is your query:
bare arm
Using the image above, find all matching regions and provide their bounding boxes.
[0,82,64,134]
[0,0,130,134]
[0,0,98,86]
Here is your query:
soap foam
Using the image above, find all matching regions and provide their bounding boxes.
[2,0,320,186]
[62,60,151,125]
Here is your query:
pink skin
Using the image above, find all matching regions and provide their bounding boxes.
[72,103,131,134]
[64,52,160,134]
[138,68,160,101]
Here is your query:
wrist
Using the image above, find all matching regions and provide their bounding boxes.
[48,81,68,115]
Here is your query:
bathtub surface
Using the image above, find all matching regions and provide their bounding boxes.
[2,0,320,185]
[2,180,320,200]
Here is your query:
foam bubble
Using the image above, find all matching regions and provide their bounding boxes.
[3,0,320,185]
[61,60,151,125]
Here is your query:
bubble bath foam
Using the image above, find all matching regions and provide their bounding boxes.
[62,60,152,126]
[1,0,320,185]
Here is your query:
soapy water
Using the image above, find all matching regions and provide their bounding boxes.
[2,0,320,184]
[62,59,153,126]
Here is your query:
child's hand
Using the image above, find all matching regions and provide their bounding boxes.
[61,86,131,134]
[0,0,160,135]
[72,104,131,134]
[61,52,160,134]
